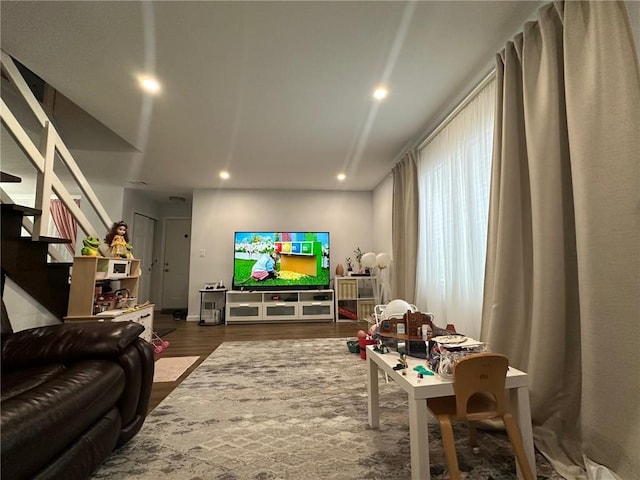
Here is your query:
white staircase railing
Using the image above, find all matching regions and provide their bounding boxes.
[0,51,112,256]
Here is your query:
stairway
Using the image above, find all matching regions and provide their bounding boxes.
[1,190,72,320]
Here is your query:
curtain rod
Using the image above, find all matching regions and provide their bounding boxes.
[392,68,496,164]
[417,69,496,151]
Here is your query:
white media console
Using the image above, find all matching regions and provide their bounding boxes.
[225,289,334,324]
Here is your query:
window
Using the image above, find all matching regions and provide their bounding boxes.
[415,79,495,339]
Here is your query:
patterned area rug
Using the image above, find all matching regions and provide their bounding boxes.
[92,338,561,479]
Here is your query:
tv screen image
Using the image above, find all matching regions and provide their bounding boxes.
[232,232,330,290]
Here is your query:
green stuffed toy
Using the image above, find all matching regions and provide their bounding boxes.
[81,236,101,256]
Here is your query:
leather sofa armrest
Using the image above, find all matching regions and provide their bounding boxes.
[116,337,155,446]
[1,321,144,371]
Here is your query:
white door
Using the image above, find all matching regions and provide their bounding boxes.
[161,218,191,309]
[132,213,156,303]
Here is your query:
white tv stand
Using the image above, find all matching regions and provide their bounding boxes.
[225,289,334,324]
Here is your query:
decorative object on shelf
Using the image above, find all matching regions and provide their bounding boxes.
[353,247,363,272]
[105,220,134,259]
[335,263,345,276]
[81,236,101,256]
[345,257,353,273]
[360,251,377,275]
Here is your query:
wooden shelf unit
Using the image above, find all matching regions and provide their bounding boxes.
[67,257,140,317]
[334,276,378,321]
[65,256,153,341]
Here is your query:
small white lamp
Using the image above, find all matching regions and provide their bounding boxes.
[375,252,392,304]
[360,252,377,272]
[376,252,391,269]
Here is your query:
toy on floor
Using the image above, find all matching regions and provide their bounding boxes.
[151,331,170,353]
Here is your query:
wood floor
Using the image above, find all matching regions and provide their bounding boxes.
[149,314,370,412]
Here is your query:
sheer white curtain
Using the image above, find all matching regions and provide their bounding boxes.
[415,80,495,340]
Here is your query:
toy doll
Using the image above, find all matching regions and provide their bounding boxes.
[105,221,133,258]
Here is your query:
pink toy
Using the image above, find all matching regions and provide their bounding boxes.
[151,331,170,354]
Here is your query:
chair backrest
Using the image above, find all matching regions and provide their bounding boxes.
[452,353,509,419]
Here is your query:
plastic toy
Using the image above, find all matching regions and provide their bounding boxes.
[105,221,133,259]
[413,365,434,376]
[81,236,101,256]
[151,331,170,353]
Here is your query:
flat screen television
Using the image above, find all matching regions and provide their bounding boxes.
[232,231,330,291]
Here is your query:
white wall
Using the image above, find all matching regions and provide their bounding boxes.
[79,182,124,241]
[188,188,374,320]
[122,189,160,226]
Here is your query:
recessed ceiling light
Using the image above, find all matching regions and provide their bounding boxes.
[138,75,161,94]
[219,171,230,180]
[373,87,388,100]
[337,173,346,181]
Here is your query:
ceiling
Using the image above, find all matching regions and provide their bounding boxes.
[0,1,542,199]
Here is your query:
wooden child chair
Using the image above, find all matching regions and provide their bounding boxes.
[426,353,534,480]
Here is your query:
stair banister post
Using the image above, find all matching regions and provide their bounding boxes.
[33,121,55,241]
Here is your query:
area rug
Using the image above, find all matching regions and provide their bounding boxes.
[92,338,561,479]
[153,356,200,383]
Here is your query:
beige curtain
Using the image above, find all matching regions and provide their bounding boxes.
[482,1,640,478]
[391,150,419,303]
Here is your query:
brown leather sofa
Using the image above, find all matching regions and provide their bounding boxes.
[1,317,154,480]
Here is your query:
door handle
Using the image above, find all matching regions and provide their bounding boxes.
[164,269,169,272]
